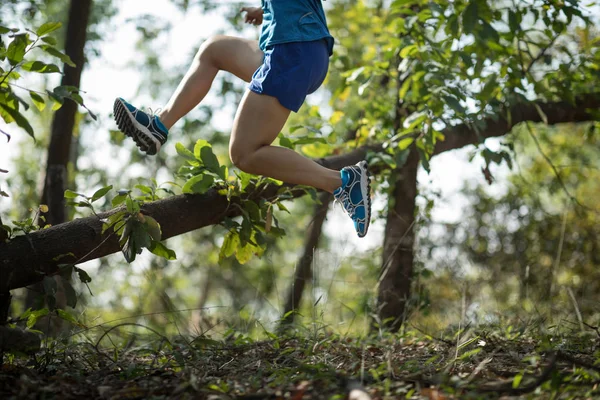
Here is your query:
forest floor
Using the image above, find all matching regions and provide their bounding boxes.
[1,323,600,400]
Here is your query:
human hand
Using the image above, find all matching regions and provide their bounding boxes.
[240,6,263,25]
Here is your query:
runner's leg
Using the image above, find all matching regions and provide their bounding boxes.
[158,35,263,129]
[229,90,342,193]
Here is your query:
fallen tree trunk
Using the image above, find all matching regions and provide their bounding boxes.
[1,94,598,293]
[0,150,367,293]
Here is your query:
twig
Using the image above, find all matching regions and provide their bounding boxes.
[476,351,557,395]
[525,123,587,210]
[524,33,560,75]
[409,324,454,346]
[583,321,600,338]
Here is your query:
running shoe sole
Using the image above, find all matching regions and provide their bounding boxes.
[113,98,162,155]
[357,160,371,237]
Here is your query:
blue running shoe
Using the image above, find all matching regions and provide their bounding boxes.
[113,97,168,155]
[333,160,372,237]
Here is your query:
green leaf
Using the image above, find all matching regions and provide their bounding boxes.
[219,231,240,262]
[443,95,466,114]
[0,103,34,138]
[75,267,92,283]
[398,137,415,150]
[36,22,62,37]
[132,223,152,250]
[144,215,162,241]
[277,202,290,214]
[399,44,417,58]
[508,10,519,32]
[193,139,211,159]
[91,185,113,202]
[236,238,264,264]
[149,241,177,260]
[122,238,136,263]
[26,308,49,329]
[175,142,196,161]
[64,189,81,199]
[292,136,327,146]
[6,34,28,65]
[62,278,78,308]
[111,194,127,207]
[513,372,523,388]
[404,110,427,130]
[279,134,294,149]
[200,146,221,176]
[135,184,153,195]
[399,75,413,99]
[41,36,57,45]
[462,1,478,34]
[56,309,84,327]
[417,146,431,173]
[182,174,214,194]
[480,74,498,99]
[21,61,61,74]
[29,91,46,111]
[39,45,75,67]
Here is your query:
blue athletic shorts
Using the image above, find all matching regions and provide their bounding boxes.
[249,39,329,112]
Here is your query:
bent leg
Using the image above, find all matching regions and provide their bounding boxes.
[230,91,342,193]
[158,35,263,129]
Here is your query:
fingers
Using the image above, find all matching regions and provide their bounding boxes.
[240,7,262,25]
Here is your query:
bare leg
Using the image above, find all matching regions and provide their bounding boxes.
[230,91,342,193]
[157,35,263,129]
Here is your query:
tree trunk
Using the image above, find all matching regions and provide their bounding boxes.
[40,0,91,225]
[376,150,419,332]
[280,192,332,328]
[0,215,10,326]
[26,0,92,315]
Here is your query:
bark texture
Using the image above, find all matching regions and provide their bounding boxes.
[377,150,419,330]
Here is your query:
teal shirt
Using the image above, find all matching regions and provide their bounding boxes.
[259,0,334,56]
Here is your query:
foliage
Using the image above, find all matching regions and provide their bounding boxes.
[176,138,308,265]
[418,122,600,322]
[327,0,599,177]
[0,20,95,141]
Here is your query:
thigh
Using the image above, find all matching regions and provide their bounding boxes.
[230,90,291,152]
[210,36,263,83]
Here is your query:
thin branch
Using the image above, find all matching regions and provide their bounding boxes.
[524,33,560,75]
[525,122,587,210]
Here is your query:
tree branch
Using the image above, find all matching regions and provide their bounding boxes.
[1,93,599,292]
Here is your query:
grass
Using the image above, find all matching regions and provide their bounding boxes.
[2,320,600,399]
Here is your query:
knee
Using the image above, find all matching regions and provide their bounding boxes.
[197,35,227,63]
[229,144,251,172]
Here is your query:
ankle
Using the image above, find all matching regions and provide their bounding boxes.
[157,110,173,130]
[326,172,343,194]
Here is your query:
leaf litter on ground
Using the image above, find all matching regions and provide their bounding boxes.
[1,323,600,399]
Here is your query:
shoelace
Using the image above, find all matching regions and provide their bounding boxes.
[335,190,356,218]
[147,107,162,120]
